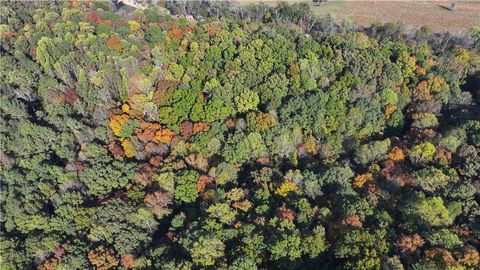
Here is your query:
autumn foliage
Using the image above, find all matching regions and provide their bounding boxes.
[353,172,373,188]
[193,122,210,134]
[120,254,135,268]
[109,114,129,137]
[121,139,136,158]
[4,3,480,270]
[144,191,172,218]
[88,246,119,270]
[340,214,363,228]
[388,146,405,161]
[276,206,296,221]
[197,175,213,193]
[155,128,176,143]
[396,234,425,253]
[275,181,299,196]
[106,35,122,53]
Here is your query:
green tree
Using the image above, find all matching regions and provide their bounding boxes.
[354,139,391,165]
[206,203,237,225]
[401,193,454,227]
[79,160,136,196]
[234,89,260,113]
[190,236,225,267]
[426,229,463,248]
[145,24,164,44]
[411,167,453,193]
[175,170,199,203]
[334,229,389,270]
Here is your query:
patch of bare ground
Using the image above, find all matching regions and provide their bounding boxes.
[232,0,480,33]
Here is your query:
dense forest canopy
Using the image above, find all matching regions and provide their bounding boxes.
[1,1,480,269]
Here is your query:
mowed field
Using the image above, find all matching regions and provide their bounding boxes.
[232,0,480,33]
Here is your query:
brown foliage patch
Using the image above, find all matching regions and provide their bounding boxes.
[37,259,58,270]
[193,122,210,134]
[108,142,125,158]
[144,191,172,217]
[207,23,222,37]
[180,121,194,140]
[382,160,412,186]
[121,254,135,268]
[149,155,163,168]
[155,128,176,144]
[64,88,79,105]
[88,246,119,270]
[436,147,452,165]
[255,112,276,131]
[106,35,122,53]
[460,248,480,267]
[136,121,161,143]
[153,80,178,105]
[425,248,459,268]
[256,156,271,166]
[185,154,209,172]
[276,206,296,221]
[87,10,101,24]
[225,118,236,129]
[396,234,425,253]
[135,163,154,186]
[197,175,213,193]
[341,214,363,228]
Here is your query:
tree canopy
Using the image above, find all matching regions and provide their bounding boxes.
[1,1,480,270]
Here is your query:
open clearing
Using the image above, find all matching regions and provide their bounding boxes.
[232,0,480,33]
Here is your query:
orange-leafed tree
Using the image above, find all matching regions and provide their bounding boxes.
[87,246,119,270]
[396,234,425,253]
[413,80,432,101]
[459,248,480,267]
[276,206,296,221]
[136,121,161,143]
[37,259,58,270]
[155,128,176,143]
[197,175,213,193]
[167,24,187,40]
[388,146,405,161]
[353,172,373,188]
[121,254,135,269]
[424,248,459,268]
[106,35,122,53]
[193,122,210,134]
[341,213,363,228]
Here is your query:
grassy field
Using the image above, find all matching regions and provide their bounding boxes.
[232,0,480,33]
